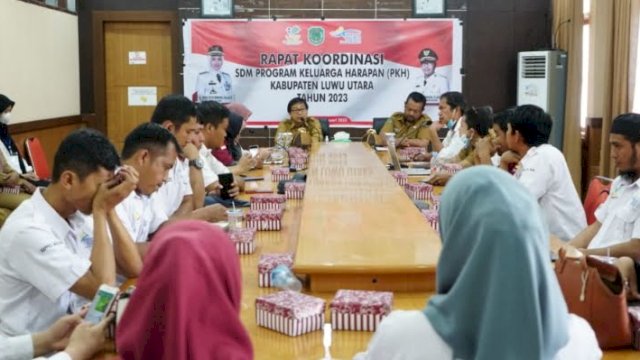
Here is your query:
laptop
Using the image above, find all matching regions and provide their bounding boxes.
[388,141,431,176]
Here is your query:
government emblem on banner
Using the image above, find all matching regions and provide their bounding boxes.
[307,26,325,46]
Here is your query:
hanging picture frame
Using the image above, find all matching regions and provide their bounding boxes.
[413,0,446,18]
[202,0,234,18]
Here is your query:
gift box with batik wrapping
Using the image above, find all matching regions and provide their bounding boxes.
[245,209,284,231]
[404,183,433,201]
[250,194,287,211]
[228,227,256,255]
[258,253,293,287]
[329,290,393,331]
[256,290,326,336]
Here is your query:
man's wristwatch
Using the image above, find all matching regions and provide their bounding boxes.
[188,158,204,170]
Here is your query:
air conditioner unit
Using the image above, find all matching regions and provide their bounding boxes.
[517,50,568,149]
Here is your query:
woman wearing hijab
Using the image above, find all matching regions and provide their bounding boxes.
[116,220,253,360]
[212,110,257,174]
[355,166,600,360]
[0,95,37,225]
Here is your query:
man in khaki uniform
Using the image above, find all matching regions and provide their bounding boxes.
[380,92,442,150]
[276,97,323,143]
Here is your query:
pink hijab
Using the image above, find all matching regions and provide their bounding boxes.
[116,220,253,360]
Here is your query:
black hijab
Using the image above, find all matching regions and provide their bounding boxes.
[0,95,18,155]
[226,111,244,161]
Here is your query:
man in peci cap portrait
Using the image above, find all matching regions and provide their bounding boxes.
[195,45,234,104]
[413,48,449,105]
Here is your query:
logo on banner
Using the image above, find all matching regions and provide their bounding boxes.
[307,27,325,46]
[329,26,362,45]
[282,26,303,45]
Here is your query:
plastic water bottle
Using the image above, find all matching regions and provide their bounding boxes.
[270,264,302,291]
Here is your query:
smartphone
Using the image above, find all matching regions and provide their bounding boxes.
[85,284,119,324]
[242,176,265,182]
[249,145,260,158]
[219,173,234,200]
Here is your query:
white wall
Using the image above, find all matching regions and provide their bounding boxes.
[0,0,79,123]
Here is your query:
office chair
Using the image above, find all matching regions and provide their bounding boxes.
[24,137,51,180]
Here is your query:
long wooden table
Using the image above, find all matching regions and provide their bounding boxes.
[98,143,636,359]
[294,142,441,292]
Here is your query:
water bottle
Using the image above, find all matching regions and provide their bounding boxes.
[270,264,302,291]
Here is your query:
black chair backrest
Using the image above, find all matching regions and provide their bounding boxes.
[317,118,330,139]
[372,118,388,134]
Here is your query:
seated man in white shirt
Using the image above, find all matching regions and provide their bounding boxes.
[196,101,243,206]
[0,129,137,335]
[434,91,467,162]
[501,105,586,241]
[150,94,226,222]
[570,113,640,255]
[112,123,176,278]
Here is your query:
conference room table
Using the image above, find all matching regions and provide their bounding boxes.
[98,142,636,359]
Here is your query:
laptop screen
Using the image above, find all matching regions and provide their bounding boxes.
[387,140,403,171]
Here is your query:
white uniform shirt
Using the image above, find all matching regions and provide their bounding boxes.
[155,157,193,217]
[412,73,449,104]
[437,119,466,163]
[0,334,71,360]
[354,310,601,360]
[195,71,233,103]
[115,191,167,243]
[199,144,230,187]
[0,189,91,335]
[588,176,640,249]
[515,144,586,241]
[0,142,31,174]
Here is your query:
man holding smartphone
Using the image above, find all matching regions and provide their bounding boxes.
[196,101,243,204]
[0,129,137,335]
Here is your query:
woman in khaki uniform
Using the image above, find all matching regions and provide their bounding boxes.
[276,97,323,144]
[0,97,36,226]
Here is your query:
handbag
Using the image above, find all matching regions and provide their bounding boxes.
[554,249,632,348]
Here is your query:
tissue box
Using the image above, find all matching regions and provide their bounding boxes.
[256,290,325,336]
[258,253,293,287]
[421,209,439,231]
[285,182,306,199]
[330,290,393,331]
[391,171,408,186]
[228,228,256,255]
[246,209,283,231]
[250,194,287,211]
[404,183,433,201]
[629,306,640,349]
[272,167,290,182]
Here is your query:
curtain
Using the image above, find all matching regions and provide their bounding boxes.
[553,0,583,192]
[590,0,639,177]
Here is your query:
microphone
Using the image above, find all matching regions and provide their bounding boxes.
[216,74,222,82]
